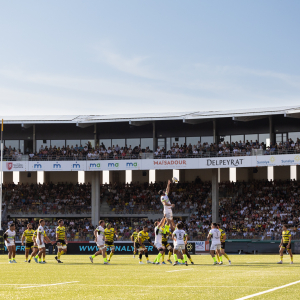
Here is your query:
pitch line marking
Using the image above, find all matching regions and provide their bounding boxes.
[166,269,194,273]
[18,281,79,289]
[235,279,300,300]
[80,284,272,288]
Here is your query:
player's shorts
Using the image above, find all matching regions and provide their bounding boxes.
[164,210,173,220]
[221,242,226,250]
[175,244,185,251]
[162,242,172,250]
[25,242,34,249]
[97,242,106,250]
[135,243,146,251]
[210,243,221,251]
[5,241,15,247]
[56,240,67,249]
[105,241,115,250]
[38,243,45,249]
[281,243,291,250]
[154,242,165,251]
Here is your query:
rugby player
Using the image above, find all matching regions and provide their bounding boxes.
[216,223,231,265]
[172,222,188,266]
[159,180,175,231]
[161,224,173,264]
[136,225,154,264]
[153,217,166,264]
[105,223,118,262]
[131,228,139,258]
[89,220,109,264]
[30,228,39,263]
[4,223,16,263]
[55,219,68,263]
[208,223,223,265]
[21,223,35,262]
[278,224,293,264]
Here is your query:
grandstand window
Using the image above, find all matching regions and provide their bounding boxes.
[171,137,185,148]
[66,140,80,149]
[5,140,19,151]
[258,133,269,145]
[221,135,230,143]
[141,138,153,151]
[276,133,282,143]
[81,139,95,149]
[126,138,140,149]
[166,137,171,150]
[288,132,300,142]
[100,139,111,149]
[112,139,125,149]
[186,137,200,147]
[201,136,213,144]
[231,135,244,143]
[36,140,51,152]
[51,140,65,149]
[157,138,165,149]
[245,134,258,143]
[19,140,24,154]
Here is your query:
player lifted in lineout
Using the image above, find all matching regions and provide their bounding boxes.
[159,180,175,231]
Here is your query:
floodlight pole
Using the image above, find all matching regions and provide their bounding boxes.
[0,119,3,230]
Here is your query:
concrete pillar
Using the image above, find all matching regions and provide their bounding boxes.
[126,170,132,184]
[212,168,219,223]
[91,172,100,226]
[213,119,218,144]
[290,166,297,181]
[269,116,274,146]
[173,170,180,181]
[153,121,157,152]
[78,171,85,184]
[267,166,274,181]
[149,170,156,184]
[33,125,36,153]
[37,171,44,184]
[94,123,97,148]
[229,168,236,182]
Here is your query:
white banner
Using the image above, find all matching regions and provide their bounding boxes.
[195,241,209,252]
[4,154,300,172]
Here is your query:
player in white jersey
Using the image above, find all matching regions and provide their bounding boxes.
[152,217,166,264]
[34,219,47,264]
[89,220,109,264]
[159,180,175,230]
[4,223,16,263]
[172,223,188,266]
[207,223,223,265]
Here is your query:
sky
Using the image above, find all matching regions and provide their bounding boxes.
[0,1,300,116]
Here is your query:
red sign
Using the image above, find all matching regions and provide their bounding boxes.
[6,162,13,170]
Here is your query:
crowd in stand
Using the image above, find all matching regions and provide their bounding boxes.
[2,137,300,161]
[2,179,300,241]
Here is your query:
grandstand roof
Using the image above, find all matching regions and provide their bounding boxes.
[2,105,300,124]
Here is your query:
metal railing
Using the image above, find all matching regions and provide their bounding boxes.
[2,149,299,161]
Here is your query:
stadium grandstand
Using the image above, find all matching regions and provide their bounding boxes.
[1,105,300,248]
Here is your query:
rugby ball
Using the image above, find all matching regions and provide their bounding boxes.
[172,177,179,183]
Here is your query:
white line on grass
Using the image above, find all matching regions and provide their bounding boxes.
[166,269,194,273]
[235,279,300,300]
[79,284,272,288]
[17,281,79,289]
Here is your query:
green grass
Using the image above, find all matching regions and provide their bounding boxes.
[0,254,299,300]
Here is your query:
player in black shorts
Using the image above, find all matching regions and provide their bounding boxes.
[278,224,293,264]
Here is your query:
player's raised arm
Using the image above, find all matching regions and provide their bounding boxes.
[166,180,171,195]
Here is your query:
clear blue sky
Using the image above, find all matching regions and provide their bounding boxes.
[0,1,299,115]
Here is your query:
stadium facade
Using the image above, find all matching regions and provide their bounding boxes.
[2,105,300,225]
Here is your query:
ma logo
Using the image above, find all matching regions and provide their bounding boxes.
[53,163,61,169]
[34,163,42,169]
[126,162,138,167]
[108,163,119,168]
[72,163,80,168]
[90,163,101,168]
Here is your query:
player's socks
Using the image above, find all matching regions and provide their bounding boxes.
[162,253,165,262]
[35,254,38,259]
[173,254,178,262]
[104,258,108,263]
[291,256,293,262]
[105,252,108,259]
[156,253,162,262]
[58,252,61,259]
[213,257,217,263]
[43,258,45,262]
[189,257,193,263]
[219,256,223,262]
[216,253,220,263]
[38,258,42,263]
[92,254,96,258]
[145,253,149,261]
[223,253,229,261]
[184,254,187,263]
[109,252,114,261]
[280,255,283,262]
[139,253,143,262]
[9,259,11,262]
[168,251,172,260]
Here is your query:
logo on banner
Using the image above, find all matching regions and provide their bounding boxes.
[270,156,276,163]
[126,162,138,168]
[33,163,42,169]
[6,162,13,170]
[90,163,101,168]
[6,162,24,170]
[195,241,208,251]
[53,163,62,169]
[72,162,81,169]
[186,243,193,252]
[153,160,186,166]
[108,163,119,168]
[295,155,300,162]
[207,158,244,167]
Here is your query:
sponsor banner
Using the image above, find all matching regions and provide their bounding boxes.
[195,241,209,252]
[199,156,255,169]
[142,158,199,170]
[28,161,86,171]
[256,154,300,167]
[99,160,141,171]
[87,160,102,171]
[4,161,28,171]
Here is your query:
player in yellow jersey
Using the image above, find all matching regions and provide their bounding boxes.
[216,223,231,265]
[105,223,118,262]
[21,223,35,262]
[136,226,155,264]
[31,229,39,263]
[278,224,293,264]
[161,225,173,264]
[55,219,68,263]
[131,228,139,258]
